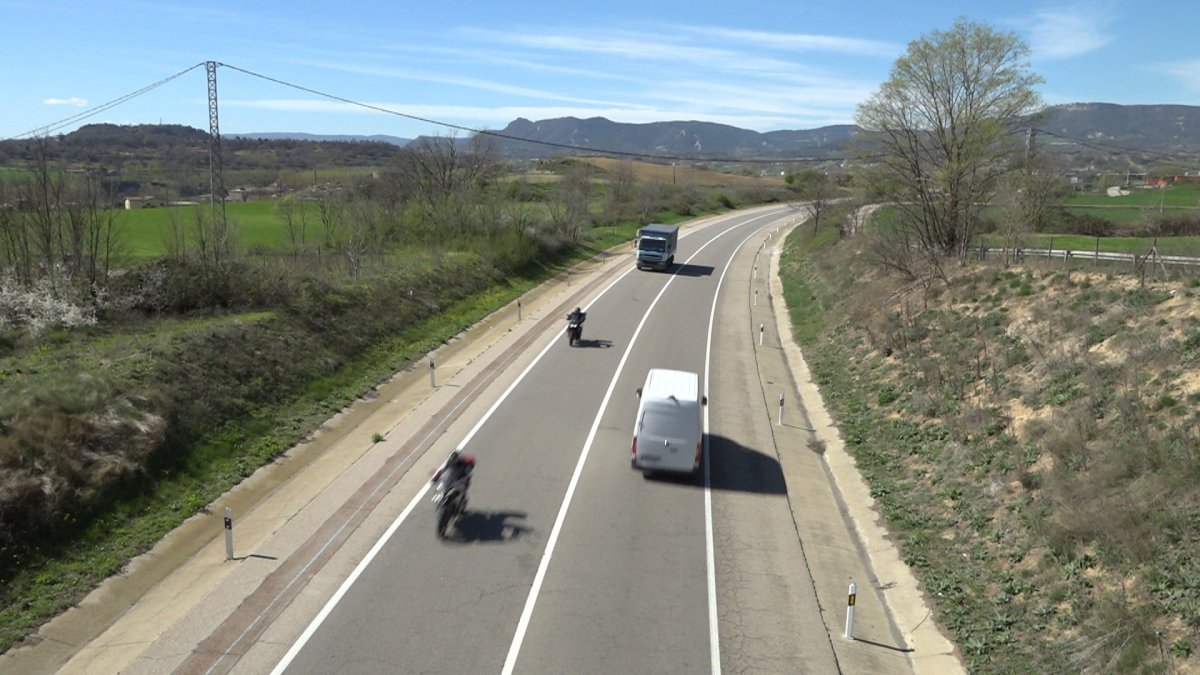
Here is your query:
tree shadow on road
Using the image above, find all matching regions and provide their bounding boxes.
[447,510,530,543]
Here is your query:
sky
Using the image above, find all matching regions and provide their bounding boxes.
[2,0,1199,142]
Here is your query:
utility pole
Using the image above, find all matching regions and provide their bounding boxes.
[206,61,227,249]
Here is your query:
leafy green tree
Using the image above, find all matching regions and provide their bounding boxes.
[856,18,1043,258]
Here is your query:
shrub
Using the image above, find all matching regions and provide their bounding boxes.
[1055,210,1115,237]
[1147,212,1200,237]
[0,276,98,336]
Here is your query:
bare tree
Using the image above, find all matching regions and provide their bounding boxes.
[342,196,377,280]
[855,18,1043,258]
[790,169,838,233]
[605,160,638,218]
[277,197,309,259]
[385,132,498,223]
[19,142,67,289]
[635,182,666,224]
[553,163,591,241]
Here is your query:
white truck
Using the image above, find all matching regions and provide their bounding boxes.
[631,368,706,475]
[635,223,679,271]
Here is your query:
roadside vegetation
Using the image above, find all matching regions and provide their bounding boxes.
[776,17,1200,674]
[0,140,791,653]
[781,210,1200,674]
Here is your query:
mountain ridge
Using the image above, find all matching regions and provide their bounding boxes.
[3,103,1199,172]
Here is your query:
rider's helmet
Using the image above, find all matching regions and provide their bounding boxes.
[458,453,475,474]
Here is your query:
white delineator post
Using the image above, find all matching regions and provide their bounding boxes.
[224,507,234,561]
[429,357,436,388]
[778,393,784,426]
[517,298,522,322]
[844,582,857,639]
[759,323,764,346]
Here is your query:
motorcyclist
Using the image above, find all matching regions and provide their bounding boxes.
[432,449,474,505]
[567,306,586,326]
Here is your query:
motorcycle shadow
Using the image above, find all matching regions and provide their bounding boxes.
[445,509,530,543]
[573,338,613,349]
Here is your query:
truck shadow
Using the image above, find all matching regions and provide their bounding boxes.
[446,510,530,543]
[672,263,714,277]
[643,434,787,495]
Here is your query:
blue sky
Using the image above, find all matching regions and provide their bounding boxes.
[2,0,1198,141]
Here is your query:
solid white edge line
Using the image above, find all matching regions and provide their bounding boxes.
[502,211,783,674]
[703,221,775,675]
[270,266,636,674]
[271,210,784,674]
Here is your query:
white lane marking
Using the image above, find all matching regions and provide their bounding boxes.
[270,266,636,674]
[703,224,774,675]
[502,211,783,674]
[272,208,787,674]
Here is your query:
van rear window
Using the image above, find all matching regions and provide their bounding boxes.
[642,407,681,430]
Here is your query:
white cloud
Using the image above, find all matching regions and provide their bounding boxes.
[678,26,899,58]
[44,97,87,107]
[1022,4,1115,60]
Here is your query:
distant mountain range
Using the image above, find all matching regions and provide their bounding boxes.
[272,103,1200,168]
[236,131,412,146]
[6,103,1200,173]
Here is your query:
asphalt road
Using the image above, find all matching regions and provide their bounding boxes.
[9,205,960,675]
[270,206,839,674]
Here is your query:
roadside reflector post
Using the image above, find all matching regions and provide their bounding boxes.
[844,582,857,639]
[753,263,758,281]
[778,393,784,426]
[429,357,436,389]
[567,269,572,286]
[517,298,523,322]
[755,289,758,306]
[759,323,764,347]
[224,507,234,561]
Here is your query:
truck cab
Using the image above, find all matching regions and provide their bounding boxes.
[635,223,679,271]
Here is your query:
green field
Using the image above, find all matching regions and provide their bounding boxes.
[119,200,324,258]
[1064,182,1200,208]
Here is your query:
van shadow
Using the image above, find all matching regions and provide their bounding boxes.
[642,434,787,495]
[672,263,714,277]
[446,510,530,543]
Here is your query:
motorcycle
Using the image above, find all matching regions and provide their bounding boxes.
[566,313,585,346]
[433,481,467,539]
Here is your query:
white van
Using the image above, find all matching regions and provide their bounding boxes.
[631,368,706,475]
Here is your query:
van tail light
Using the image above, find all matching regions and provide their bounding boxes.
[695,442,702,464]
[632,437,638,457]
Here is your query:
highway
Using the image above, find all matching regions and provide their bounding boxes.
[270,206,838,673]
[17,205,957,675]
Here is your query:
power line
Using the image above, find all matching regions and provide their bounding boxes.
[6,63,207,142]
[12,60,1196,169]
[214,62,847,165]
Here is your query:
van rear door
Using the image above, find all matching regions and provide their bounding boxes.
[634,403,700,473]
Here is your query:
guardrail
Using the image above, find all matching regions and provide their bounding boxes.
[973,244,1200,269]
